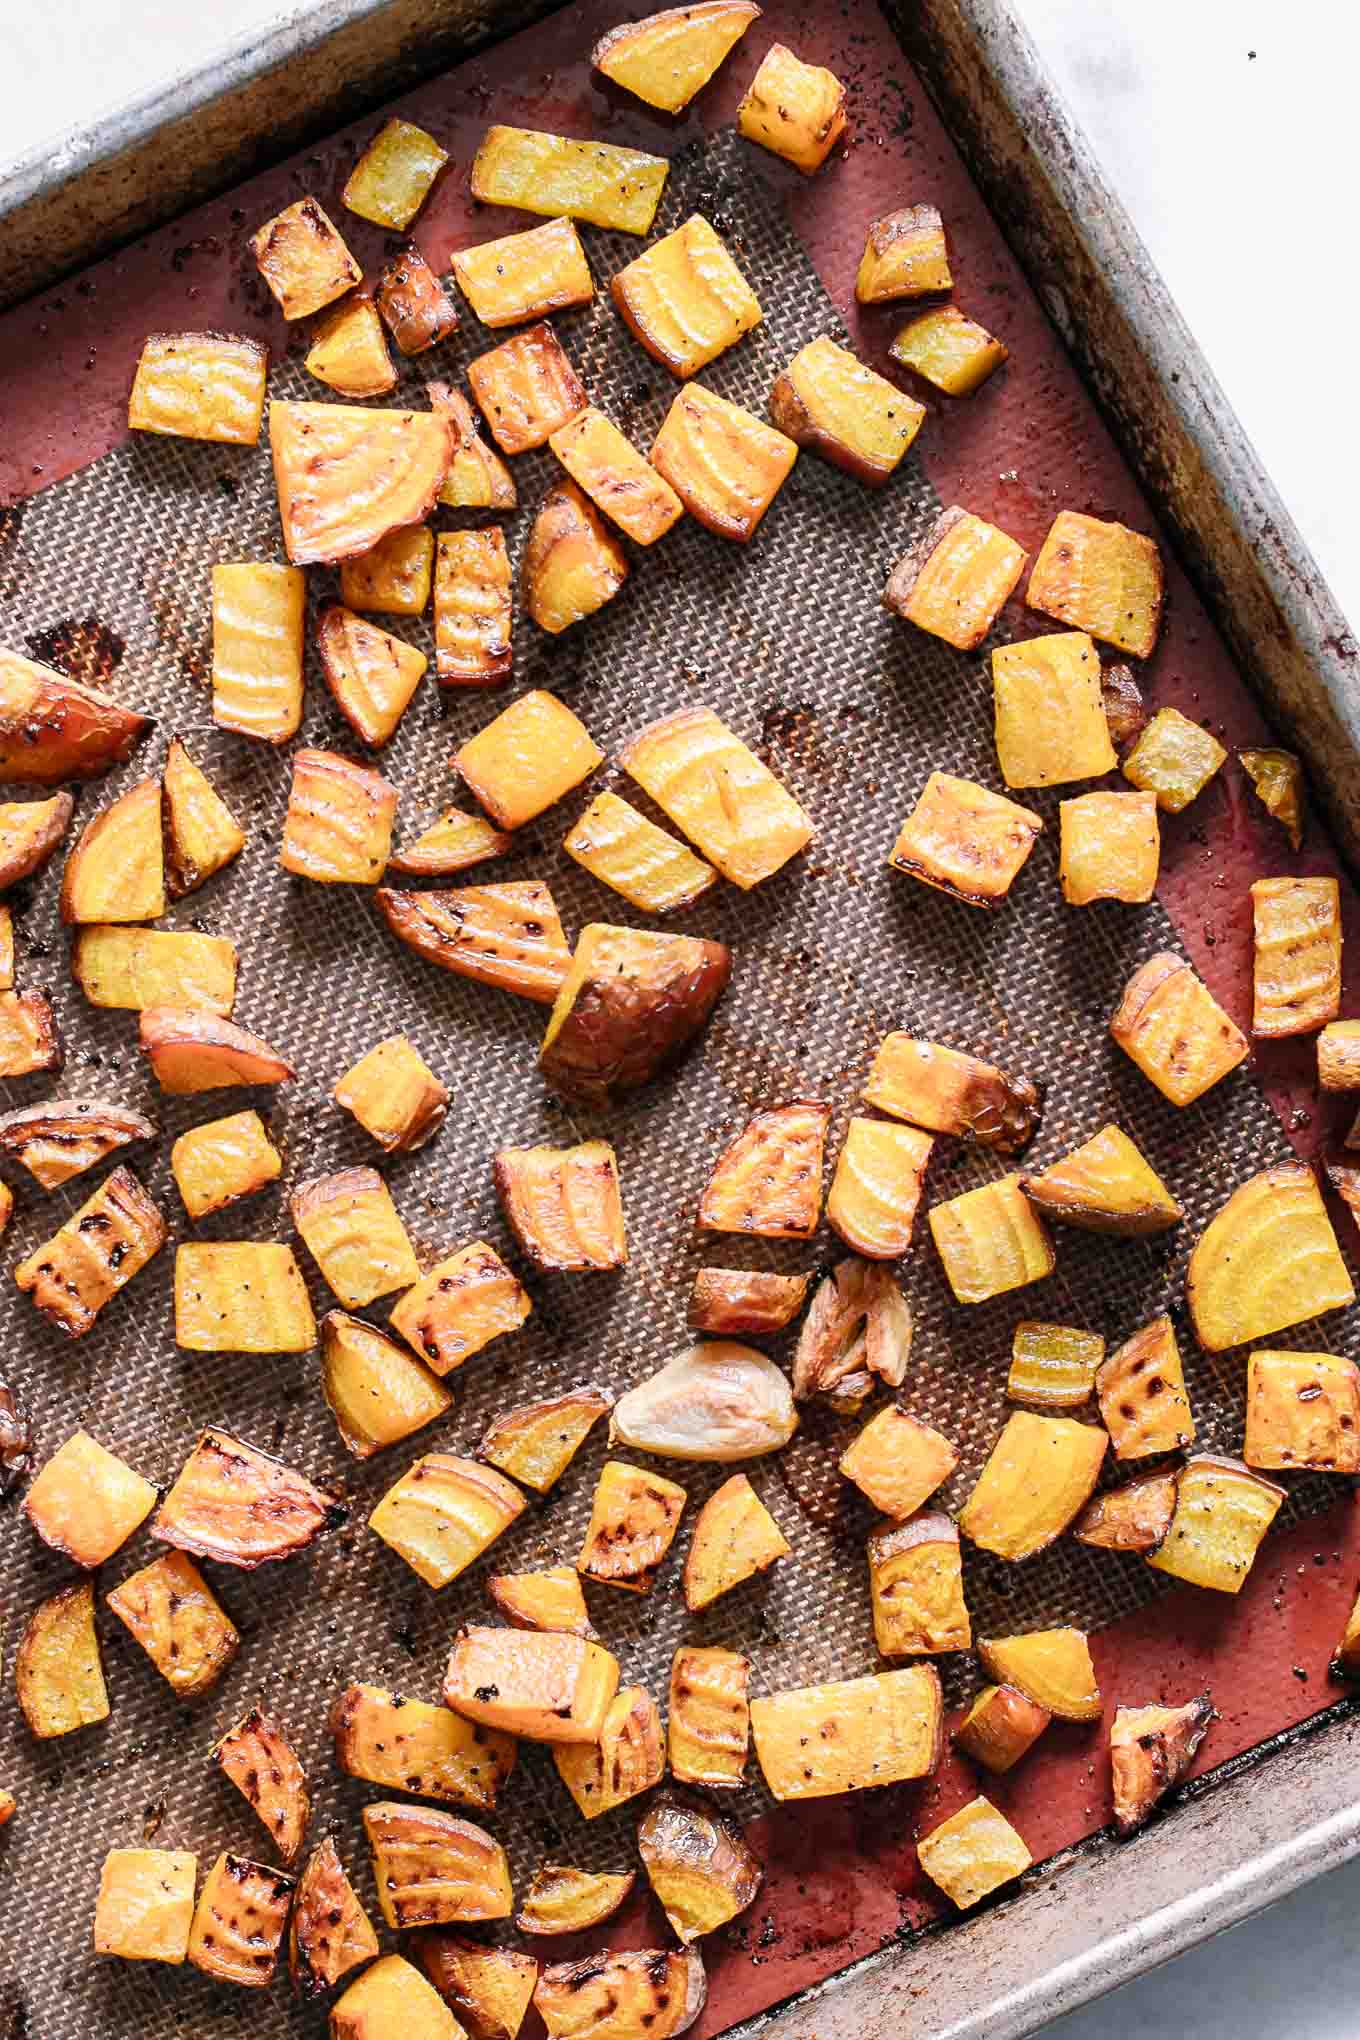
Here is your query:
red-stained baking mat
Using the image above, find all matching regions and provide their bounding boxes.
[0,6,1358,2039]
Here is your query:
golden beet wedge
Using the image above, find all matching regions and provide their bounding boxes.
[517,1866,635,1936]
[1007,1321,1104,1408]
[1244,1349,1360,1473]
[467,321,587,455]
[340,524,435,618]
[488,1566,596,1637]
[376,246,459,355]
[106,1549,238,1699]
[128,331,268,444]
[540,922,731,1107]
[1318,1020,1360,1091]
[868,1511,970,1656]
[771,334,924,487]
[565,790,717,914]
[376,882,572,1004]
[683,1473,790,1610]
[738,41,847,172]
[928,1171,1054,1304]
[457,689,603,829]
[210,560,305,744]
[638,1798,761,1944]
[752,1665,942,1799]
[163,736,246,896]
[416,1939,537,2040]
[495,1141,627,1271]
[976,1626,1100,1721]
[992,631,1116,789]
[1122,706,1226,811]
[621,704,813,888]
[917,1797,1031,1910]
[0,645,150,785]
[884,505,1027,648]
[188,1853,294,1985]
[1240,746,1304,849]
[280,747,397,883]
[316,603,427,745]
[24,1428,156,1568]
[331,1682,517,1811]
[698,1100,830,1238]
[1110,951,1248,1107]
[174,1242,316,1353]
[444,1626,621,1743]
[959,1411,1107,1560]
[343,115,448,228]
[669,1644,751,1788]
[470,123,668,233]
[552,1685,665,1816]
[389,1239,532,1376]
[1028,509,1164,659]
[592,1,760,111]
[864,1033,1041,1152]
[578,1458,687,1592]
[15,1165,166,1337]
[321,1310,451,1460]
[335,1032,448,1150]
[523,478,630,633]
[1059,789,1159,904]
[550,406,684,544]
[290,1839,379,1999]
[94,1847,198,1963]
[1096,1314,1195,1459]
[612,214,762,380]
[1250,874,1342,1037]
[153,1426,338,1568]
[535,1950,706,2040]
[252,196,360,316]
[435,529,513,686]
[140,1005,294,1092]
[15,1580,109,1739]
[0,788,73,887]
[60,777,165,923]
[839,1404,957,1519]
[1187,1163,1353,1351]
[73,925,236,1014]
[889,771,1042,907]
[0,989,60,1077]
[1147,1453,1283,1593]
[430,381,518,511]
[369,1452,525,1589]
[857,204,952,302]
[453,215,594,328]
[651,382,797,540]
[269,400,452,565]
[213,1705,310,1862]
[1073,1469,1178,1554]
[1021,1122,1181,1235]
[1110,1695,1215,1835]
[292,1166,420,1307]
[688,1268,809,1335]
[335,1956,462,2040]
[480,1387,611,1493]
[304,293,395,398]
[827,1116,933,1258]
[890,305,1008,395]
[953,1684,1050,1775]
[390,808,510,879]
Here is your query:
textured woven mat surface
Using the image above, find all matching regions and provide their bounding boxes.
[0,130,1346,2037]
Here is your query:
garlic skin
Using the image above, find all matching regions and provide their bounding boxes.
[793,1259,912,1406]
[611,1342,798,1461]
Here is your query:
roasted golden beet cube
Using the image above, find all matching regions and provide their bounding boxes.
[1021,1122,1181,1236]
[794,1259,912,1409]
[771,335,923,487]
[480,1387,611,1492]
[344,116,448,228]
[890,771,1042,908]
[252,196,360,317]
[175,1242,316,1353]
[579,1458,686,1591]
[73,926,236,1016]
[495,1141,627,1271]
[389,1239,532,1376]
[430,380,518,510]
[322,1310,451,1460]
[0,990,61,1076]
[884,506,1027,648]
[552,1685,664,1816]
[889,305,1008,395]
[698,1100,830,1239]
[638,1798,760,1944]
[140,1005,295,1093]
[335,1032,449,1151]
[1072,1469,1178,1553]
[650,382,797,540]
[593,0,759,110]
[565,791,717,915]
[976,1626,1100,1720]
[868,1511,970,1656]
[153,1426,338,1568]
[550,406,684,544]
[1244,1349,1360,1473]
[290,1839,379,2000]
[540,921,730,1107]
[435,529,513,685]
[453,216,594,328]
[1240,746,1305,849]
[213,1705,310,1862]
[457,690,602,829]
[856,204,951,303]
[917,1797,1031,1910]
[468,321,587,455]
[517,1866,635,1935]
[488,1565,596,1636]
[281,748,397,883]
[1101,660,1149,751]
[1059,789,1159,904]
[335,1955,462,2040]
[960,1412,1106,1560]
[15,1580,109,1738]
[668,1644,751,1787]
[331,1682,517,1811]
[0,645,150,785]
[376,882,572,1004]
[369,1452,525,1589]
[827,1116,933,1258]
[470,124,668,234]
[612,214,762,379]
[94,1848,198,1963]
[106,1549,238,1698]
[1006,1321,1104,1408]
[1096,1314,1195,1458]
[162,736,245,897]
[24,1429,156,1567]
[416,1941,535,2040]
[839,1404,956,1519]
[752,1665,941,1799]
[376,245,459,355]
[992,631,1116,789]
[292,1166,420,1307]
[0,788,73,888]
[1110,1695,1215,1835]
[1147,1453,1284,1593]
[1122,706,1226,812]
[682,1475,789,1611]
[1110,952,1248,1107]
[738,42,847,172]
[1187,1162,1353,1352]
[60,777,164,923]
[1318,1020,1360,1090]
[16,1166,166,1337]
[523,478,630,633]
[390,807,510,878]
[1028,508,1164,658]
[270,399,452,565]
[864,1033,1041,1152]
[621,704,812,887]
[534,1949,705,2040]
[1250,874,1342,1037]
[317,603,427,746]
[305,293,396,398]
[129,331,268,444]
[444,1626,621,1743]
[211,560,305,745]
[928,1171,1054,1304]
[188,1852,293,1986]
[687,1268,809,1336]
[953,1684,1050,1775]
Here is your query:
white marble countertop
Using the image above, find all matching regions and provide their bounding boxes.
[2,2,1358,2033]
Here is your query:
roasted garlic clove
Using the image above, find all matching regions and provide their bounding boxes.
[15,1579,109,1739]
[376,882,572,1004]
[213,1706,310,1862]
[552,1685,665,1819]
[15,1164,165,1336]
[0,1095,155,1189]
[0,645,151,784]
[480,1387,611,1493]
[1110,1695,1215,1836]
[494,1140,627,1270]
[331,1682,517,1812]
[578,1459,687,1590]
[687,1268,809,1336]
[289,1837,379,1998]
[610,1341,798,1461]
[516,1864,635,1935]
[139,1004,294,1092]
[793,1259,913,1404]
[153,1426,341,1568]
